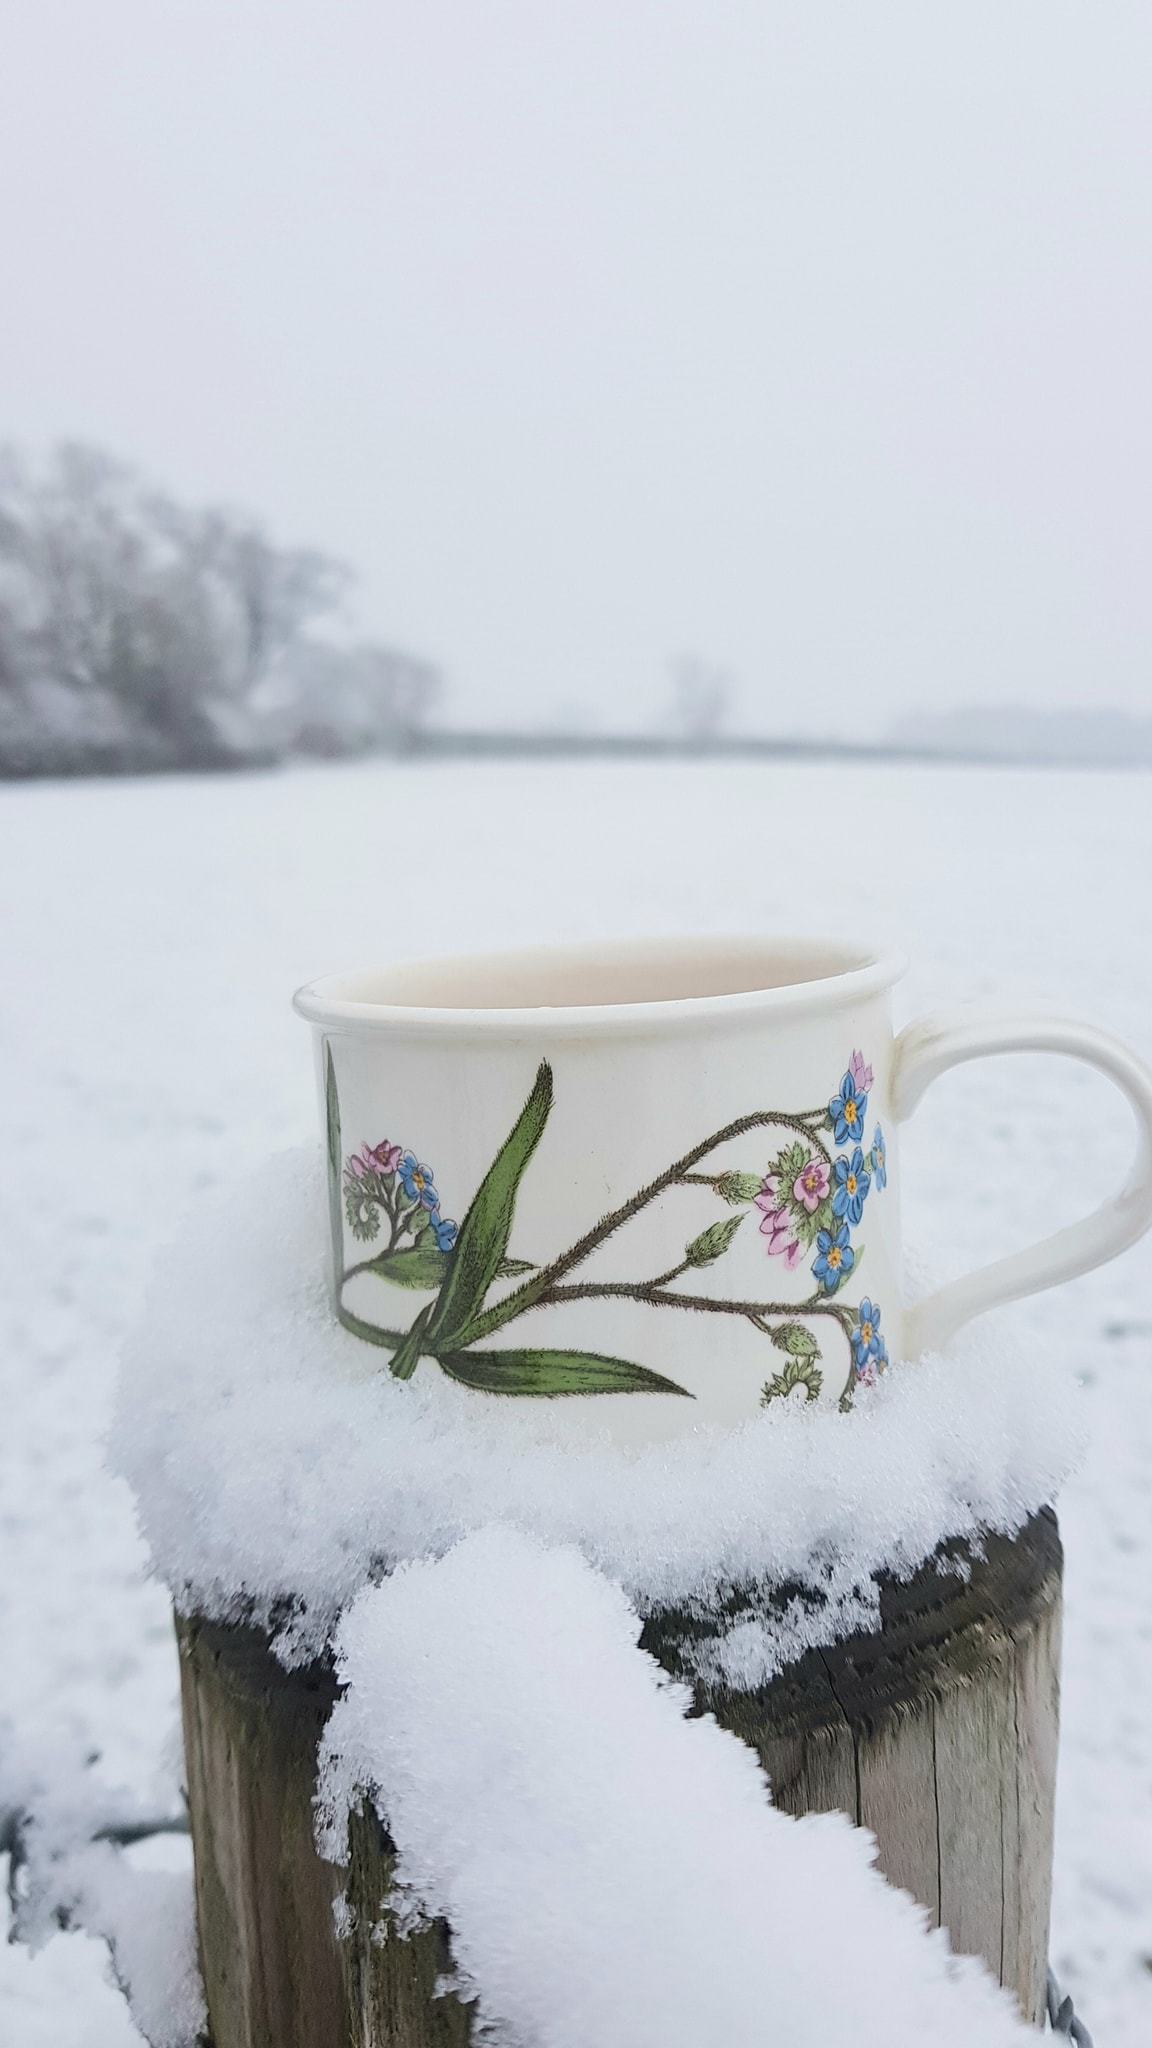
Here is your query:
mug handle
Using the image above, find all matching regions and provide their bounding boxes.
[892,1011,1152,1359]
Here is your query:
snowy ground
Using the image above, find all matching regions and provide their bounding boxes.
[1,755,1150,2044]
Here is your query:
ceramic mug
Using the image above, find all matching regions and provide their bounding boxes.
[294,936,1152,1439]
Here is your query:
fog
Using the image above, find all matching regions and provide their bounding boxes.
[3,3,1151,730]
[6,15,1152,2040]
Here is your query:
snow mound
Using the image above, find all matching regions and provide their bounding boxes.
[41,1843,204,2048]
[114,1150,1082,1679]
[317,1525,1034,2048]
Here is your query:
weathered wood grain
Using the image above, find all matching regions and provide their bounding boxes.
[178,1508,1062,2044]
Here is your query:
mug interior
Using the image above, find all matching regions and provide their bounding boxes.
[302,936,887,1013]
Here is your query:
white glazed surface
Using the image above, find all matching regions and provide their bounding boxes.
[297,936,1152,1443]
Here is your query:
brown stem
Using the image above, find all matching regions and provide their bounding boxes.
[542,1280,859,1403]
[793,1115,834,1166]
[646,1258,694,1289]
[456,1108,847,1346]
[544,1281,854,1324]
[839,1322,861,1410]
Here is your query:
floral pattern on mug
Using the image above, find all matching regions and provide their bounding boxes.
[851,1298,883,1373]
[342,1137,458,1255]
[832,1147,871,1225]
[793,1157,830,1212]
[324,1043,889,1411]
[754,1187,803,1268]
[849,1049,874,1094]
[813,1223,855,1291]
[829,1068,868,1145]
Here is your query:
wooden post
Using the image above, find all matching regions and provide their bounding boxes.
[177,1508,1062,2047]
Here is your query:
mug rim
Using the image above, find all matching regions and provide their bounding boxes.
[293,934,907,1040]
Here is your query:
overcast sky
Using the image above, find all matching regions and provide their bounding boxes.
[3,2,1151,734]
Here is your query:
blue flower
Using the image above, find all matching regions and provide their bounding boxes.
[829,1069,868,1145]
[812,1222,855,1293]
[431,1214,458,1252]
[852,1298,882,1370]
[832,1147,871,1224]
[398,1153,439,1209]
[870,1125,887,1191]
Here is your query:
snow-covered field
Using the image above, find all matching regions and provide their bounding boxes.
[1,755,1151,2044]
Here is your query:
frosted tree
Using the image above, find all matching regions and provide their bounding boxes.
[0,443,439,774]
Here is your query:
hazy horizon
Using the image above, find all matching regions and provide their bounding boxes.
[4,3,1151,736]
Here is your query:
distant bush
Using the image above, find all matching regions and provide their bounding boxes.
[0,443,441,777]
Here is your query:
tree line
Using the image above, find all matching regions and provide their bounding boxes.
[0,444,440,777]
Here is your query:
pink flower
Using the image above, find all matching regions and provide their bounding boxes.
[792,1157,830,1213]
[361,1140,402,1175]
[849,1049,874,1093]
[856,1359,879,1389]
[754,1191,802,1269]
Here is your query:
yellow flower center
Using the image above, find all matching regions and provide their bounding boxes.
[860,1322,873,1343]
[844,1101,857,1124]
[846,1174,857,1195]
[828,1247,842,1269]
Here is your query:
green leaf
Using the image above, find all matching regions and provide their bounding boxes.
[336,1304,406,1352]
[389,1303,434,1380]
[424,1063,553,1349]
[437,1347,692,1397]
[324,1043,343,1284]
[714,1171,763,1205]
[772,1140,809,1190]
[344,1186,383,1242]
[766,1142,836,1249]
[361,1246,452,1290]
[769,1322,820,1358]
[762,1355,823,1405]
[793,1193,835,1251]
[357,1246,530,1292]
[684,1214,744,1267]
